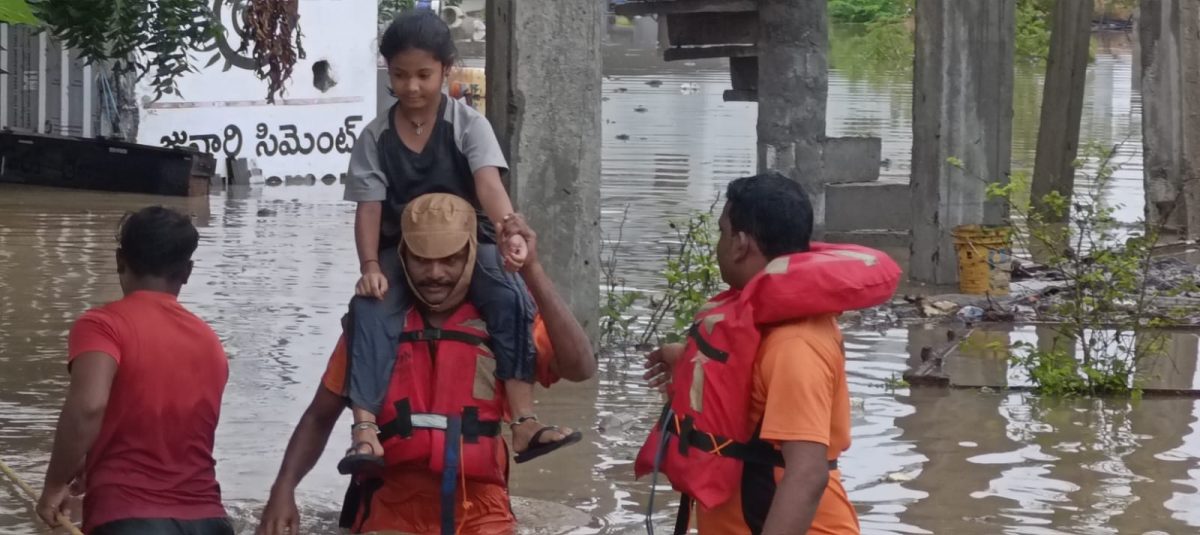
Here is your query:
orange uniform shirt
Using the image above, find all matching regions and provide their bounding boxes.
[696,315,861,535]
[321,315,558,535]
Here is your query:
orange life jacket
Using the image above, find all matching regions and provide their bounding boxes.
[634,243,902,511]
[375,304,508,486]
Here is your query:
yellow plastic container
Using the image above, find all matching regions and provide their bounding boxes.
[952,225,1013,296]
[448,67,486,115]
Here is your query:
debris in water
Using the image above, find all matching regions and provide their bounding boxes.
[882,470,920,483]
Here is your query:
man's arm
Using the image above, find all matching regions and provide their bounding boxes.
[38,352,116,526]
[524,261,596,381]
[258,386,346,535]
[44,353,115,489]
[509,214,596,382]
[761,441,831,535]
[271,386,345,492]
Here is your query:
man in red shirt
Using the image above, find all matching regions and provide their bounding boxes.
[37,206,232,535]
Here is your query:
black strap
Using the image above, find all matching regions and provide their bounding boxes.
[461,406,484,444]
[687,322,729,363]
[673,495,692,535]
[667,415,838,470]
[339,477,384,530]
[377,399,501,442]
[400,327,487,347]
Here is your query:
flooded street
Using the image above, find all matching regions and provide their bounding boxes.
[4,29,1200,535]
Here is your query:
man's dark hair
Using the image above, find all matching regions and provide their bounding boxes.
[725,171,813,258]
[380,10,458,67]
[117,206,199,281]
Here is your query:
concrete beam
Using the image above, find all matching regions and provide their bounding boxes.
[910,0,1016,284]
[825,180,910,231]
[729,56,757,91]
[613,0,757,17]
[486,0,602,334]
[666,11,758,47]
[822,136,882,184]
[663,44,756,61]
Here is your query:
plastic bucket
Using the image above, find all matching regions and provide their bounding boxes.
[952,225,1012,296]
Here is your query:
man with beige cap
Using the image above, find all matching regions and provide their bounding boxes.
[257,193,595,534]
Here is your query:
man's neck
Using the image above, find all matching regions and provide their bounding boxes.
[420,308,454,328]
[123,279,182,297]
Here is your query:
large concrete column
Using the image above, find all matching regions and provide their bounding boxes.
[1181,2,1200,240]
[910,0,1015,284]
[1140,0,1200,239]
[756,0,828,223]
[486,0,602,333]
[1030,0,1093,225]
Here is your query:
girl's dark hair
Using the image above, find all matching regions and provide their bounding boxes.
[380,10,458,67]
[117,206,199,282]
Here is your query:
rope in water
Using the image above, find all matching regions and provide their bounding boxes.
[0,459,85,535]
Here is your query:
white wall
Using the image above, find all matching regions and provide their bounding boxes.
[137,0,378,182]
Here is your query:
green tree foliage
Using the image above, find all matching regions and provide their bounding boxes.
[829,0,910,23]
[22,0,303,102]
[0,0,38,25]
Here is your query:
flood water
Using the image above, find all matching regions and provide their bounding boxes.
[3,25,1200,535]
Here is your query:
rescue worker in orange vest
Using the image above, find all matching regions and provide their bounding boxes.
[640,172,901,535]
[256,193,595,535]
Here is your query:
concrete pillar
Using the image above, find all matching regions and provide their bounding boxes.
[756,0,828,224]
[1030,0,1093,226]
[910,0,1016,284]
[486,0,602,334]
[1140,0,1200,238]
[1180,2,1200,240]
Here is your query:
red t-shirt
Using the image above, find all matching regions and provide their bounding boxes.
[67,291,229,531]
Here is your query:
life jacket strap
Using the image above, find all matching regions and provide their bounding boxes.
[667,414,838,470]
[378,399,501,443]
[400,327,488,347]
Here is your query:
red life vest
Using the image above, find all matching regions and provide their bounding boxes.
[634,243,901,510]
[375,304,509,486]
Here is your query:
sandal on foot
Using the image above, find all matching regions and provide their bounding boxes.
[514,426,583,464]
[337,441,385,476]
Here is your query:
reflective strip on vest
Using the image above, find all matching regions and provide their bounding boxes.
[412,413,451,430]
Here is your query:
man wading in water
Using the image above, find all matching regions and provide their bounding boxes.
[38,206,234,535]
[258,194,595,534]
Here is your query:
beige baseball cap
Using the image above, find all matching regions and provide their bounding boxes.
[400,193,478,259]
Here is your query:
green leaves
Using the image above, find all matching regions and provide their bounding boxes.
[0,0,39,25]
[30,0,218,100]
[28,0,302,103]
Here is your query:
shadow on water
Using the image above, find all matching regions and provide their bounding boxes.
[2,26,1198,535]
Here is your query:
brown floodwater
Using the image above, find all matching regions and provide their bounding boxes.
[3,27,1199,535]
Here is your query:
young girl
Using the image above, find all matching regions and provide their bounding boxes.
[338,10,579,474]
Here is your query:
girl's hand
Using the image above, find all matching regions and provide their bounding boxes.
[503,232,527,272]
[356,263,389,299]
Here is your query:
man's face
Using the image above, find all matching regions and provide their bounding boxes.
[403,245,470,307]
[716,206,737,288]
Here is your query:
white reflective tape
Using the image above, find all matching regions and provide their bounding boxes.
[411,413,449,430]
